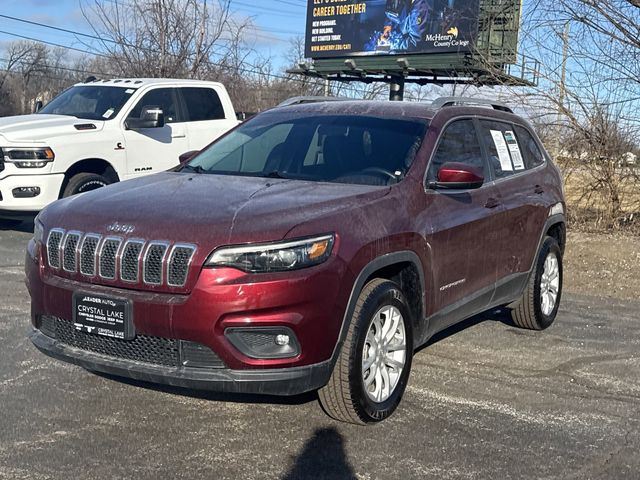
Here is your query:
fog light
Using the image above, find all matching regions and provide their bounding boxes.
[225,327,300,359]
[12,186,41,198]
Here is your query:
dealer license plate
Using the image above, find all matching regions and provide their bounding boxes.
[72,293,134,340]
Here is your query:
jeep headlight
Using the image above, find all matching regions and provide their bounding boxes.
[3,147,55,168]
[206,234,335,273]
[33,216,44,244]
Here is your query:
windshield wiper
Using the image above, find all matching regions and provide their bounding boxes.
[181,164,207,174]
[262,170,290,179]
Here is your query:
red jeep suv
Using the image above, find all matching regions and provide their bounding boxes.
[26,97,566,424]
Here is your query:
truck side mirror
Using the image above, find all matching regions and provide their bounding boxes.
[34,100,43,113]
[125,106,165,130]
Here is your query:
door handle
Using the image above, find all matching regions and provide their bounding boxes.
[534,185,544,194]
[171,133,186,139]
[484,197,500,209]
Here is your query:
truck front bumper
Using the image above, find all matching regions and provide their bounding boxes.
[0,173,65,213]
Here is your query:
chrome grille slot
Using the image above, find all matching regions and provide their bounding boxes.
[167,245,196,287]
[99,237,122,280]
[144,243,168,285]
[80,235,100,276]
[62,232,81,272]
[46,229,64,269]
[120,240,144,282]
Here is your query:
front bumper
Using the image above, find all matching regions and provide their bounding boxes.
[26,241,351,394]
[0,173,65,212]
[30,329,332,395]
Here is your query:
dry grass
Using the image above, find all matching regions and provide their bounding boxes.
[561,163,640,234]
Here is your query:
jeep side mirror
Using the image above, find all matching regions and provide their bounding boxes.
[125,106,165,130]
[34,100,43,113]
[179,150,199,164]
[428,162,484,190]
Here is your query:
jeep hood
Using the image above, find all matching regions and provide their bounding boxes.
[0,114,105,143]
[41,172,390,253]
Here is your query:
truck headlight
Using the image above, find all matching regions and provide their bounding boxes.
[3,147,55,168]
[206,234,335,273]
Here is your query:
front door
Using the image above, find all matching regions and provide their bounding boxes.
[423,118,503,317]
[122,87,189,178]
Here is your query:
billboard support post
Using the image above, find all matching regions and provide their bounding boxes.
[389,76,404,101]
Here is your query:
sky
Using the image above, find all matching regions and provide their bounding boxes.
[0,0,308,69]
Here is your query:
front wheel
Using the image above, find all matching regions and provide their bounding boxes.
[62,172,110,198]
[318,278,413,424]
[510,236,563,330]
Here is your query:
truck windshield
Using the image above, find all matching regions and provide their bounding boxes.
[38,86,136,120]
[184,112,427,186]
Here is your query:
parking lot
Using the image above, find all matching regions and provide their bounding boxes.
[1,221,639,480]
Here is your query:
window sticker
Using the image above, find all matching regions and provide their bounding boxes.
[504,130,525,170]
[102,108,115,119]
[125,88,135,94]
[490,130,513,171]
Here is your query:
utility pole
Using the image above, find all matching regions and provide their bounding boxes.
[558,22,570,122]
[556,22,570,156]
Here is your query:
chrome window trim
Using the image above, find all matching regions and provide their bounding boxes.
[46,228,65,269]
[120,239,145,283]
[166,243,197,287]
[98,236,123,280]
[143,241,170,286]
[62,231,82,273]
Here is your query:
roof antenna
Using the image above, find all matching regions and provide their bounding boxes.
[84,76,97,83]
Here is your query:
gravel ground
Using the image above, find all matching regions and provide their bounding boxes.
[563,231,640,301]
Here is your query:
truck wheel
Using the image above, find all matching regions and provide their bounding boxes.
[62,173,110,198]
[318,278,413,424]
[510,236,563,330]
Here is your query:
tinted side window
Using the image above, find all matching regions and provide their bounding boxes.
[478,120,526,179]
[181,87,225,121]
[428,119,485,180]
[514,125,545,169]
[128,88,179,123]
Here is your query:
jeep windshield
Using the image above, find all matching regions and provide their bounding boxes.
[38,85,136,121]
[184,112,428,186]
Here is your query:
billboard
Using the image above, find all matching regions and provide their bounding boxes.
[305,0,481,59]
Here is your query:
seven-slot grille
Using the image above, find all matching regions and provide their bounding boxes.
[46,229,196,288]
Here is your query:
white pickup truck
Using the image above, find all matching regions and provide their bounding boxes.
[0,78,238,216]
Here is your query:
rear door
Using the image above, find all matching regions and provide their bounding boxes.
[122,87,188,177]
[476,119,549,283]
[425,118,503,315]
[180,87,237,151]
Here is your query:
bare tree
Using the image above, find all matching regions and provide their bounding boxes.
[81,0,238,78]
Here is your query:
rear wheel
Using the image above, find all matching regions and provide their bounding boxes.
[318,278,413,424]
[511,236,563,330]
[62,172,110,198]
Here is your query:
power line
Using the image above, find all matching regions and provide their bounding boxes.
[0,17,373,97]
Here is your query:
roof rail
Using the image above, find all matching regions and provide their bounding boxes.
[277,96,352,107]
[431,97,513,113]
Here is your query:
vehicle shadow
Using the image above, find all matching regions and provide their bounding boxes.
[417,306,518,353]
[281,427,356,480]
[90,370,319,406]
[0,217,35,233]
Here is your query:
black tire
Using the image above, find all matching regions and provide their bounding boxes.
[318,278,414,425]
[511,236,563,330]
[62,172,110,198]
